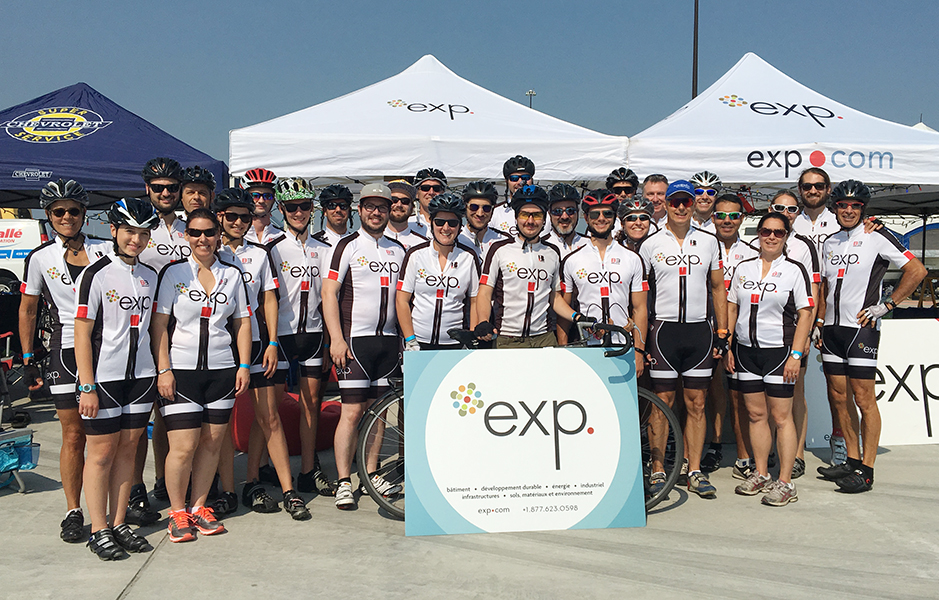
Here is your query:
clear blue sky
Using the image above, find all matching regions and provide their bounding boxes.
[4,0,937,163]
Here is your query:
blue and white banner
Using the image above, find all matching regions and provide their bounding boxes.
[404,347,646,536]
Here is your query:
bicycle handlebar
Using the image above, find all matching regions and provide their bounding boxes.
[576,322,634,358]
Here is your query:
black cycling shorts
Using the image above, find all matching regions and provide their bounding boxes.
[647,320,715,392]
[278,332,324,379]
[337,336,401,404]
[82,377,157,436]
[732,342,794,398]
[821,325,879,380]
[158,368,237,431]
[249,340,287,389]
[47,348,79,410]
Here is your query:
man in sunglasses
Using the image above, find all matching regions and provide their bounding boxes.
[458,180,511,262]
[312,184,355,251]
[491,155,536,235]
[410,168,448,233]
[607,167,639,238]
[689,171,721,234]
[815,180,926,493]
[642,174,669,229]
[384,179,427,250]
[241,168,283,245]
[639,180,728,498]
[139,157,187,272]
[544,183,587,257]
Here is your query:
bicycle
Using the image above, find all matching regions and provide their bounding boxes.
[355,377,405,519]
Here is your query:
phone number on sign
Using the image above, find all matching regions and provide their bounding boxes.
[522,505,579,513]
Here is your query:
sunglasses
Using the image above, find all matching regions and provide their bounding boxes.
[771,204,800,215]
[508,174,532,183]
[250,192,275,201]
[324,201,349,211]
[467,203,492,213]
[668,197,694,208]
[222,212,252,224]
[186,227,218,238]
[433,218,460,228]
[149,183,180,194]
[695,188,717,197]
[283,201,313,213]
[713,211,742,220]
[588,210,616,219]
[624,213,651,222]
[418,184,444,193]
[612,186,634,195]
[392,196,412,205]
[50,207,83,217]
[550,207,578,217]
[758,227,787,239]
[834,201,865,210]
[518,212,544,222]
[800,182,828,191]
[361,203,389,214]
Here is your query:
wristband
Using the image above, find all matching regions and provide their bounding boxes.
[816,318,824,324]
[239,363,250,369]
[404,335,416,343]
[268,341,279,347]
[571,311,580,321]
[78,383,97,393]
[22,352,33,359]
[790,350,804,360]
[716,329,728,335]
[158,368,171,375]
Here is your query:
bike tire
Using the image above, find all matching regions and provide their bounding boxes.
[638,386,683,511]
[356,389,405,519]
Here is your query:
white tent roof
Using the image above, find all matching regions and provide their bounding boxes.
[230,55,627,182]
[628,53,939,185]
[913,121,937,133]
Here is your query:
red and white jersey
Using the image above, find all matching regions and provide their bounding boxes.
[155,257,252,370]
[397,241,480,345]
[76,256,158,381]
[327,232,406,338]
[785,233,821,285]
[544,230,588,259]
[728,255,814,348]
[792,209,840,257]
[639,226,723,324]
[490,204,518,237]
[458,225,511,263]
[21,236,111,349]
[821,226,914,329]
[721,237,759,289]
[268,232,329,336]
[139,218,189,272]
[561,241,647,344]
[480,237,561,337]
[218,242,280,342]
[245,222,283,246]
[384,224,427,251]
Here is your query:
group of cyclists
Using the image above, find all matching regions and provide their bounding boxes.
[18,152,925,560]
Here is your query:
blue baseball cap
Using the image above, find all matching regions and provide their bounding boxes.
[666,180,695,199]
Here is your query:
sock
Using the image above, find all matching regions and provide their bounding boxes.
[859,464,874,481]
[65,507,82,518]
[338,477,352,485]
[847,456,863,470]
[688,470,702,476]
[189,505,203,514]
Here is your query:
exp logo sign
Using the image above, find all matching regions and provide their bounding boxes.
[387,99,473,120]
[1,107,112,143]
[719,94,844,128]
[746,149,894,177]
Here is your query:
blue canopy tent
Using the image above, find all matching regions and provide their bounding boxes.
[0,83,226,209]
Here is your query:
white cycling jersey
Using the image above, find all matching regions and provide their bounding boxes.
[458,225,511,263]
[692,218,716,234]
[155,256,251,370]
[544,230,588,258]
[21,236,111,349]
[639,226,723,323]
[384,224,427,251]
[138,218,189,272]
[786,233,821,284]
[721,237,760,289]
[218,242,280,341]
[821,226,913,329]
[397,241,480,345]
[268,232,329,336]
[406,213,430,238]
[480,237,561,337]
[728,255,813,348]
[792,209,840,257]
[490,204,518,236]
[245,222,283,246]
[327,232,406,338]
[76,255,158,381]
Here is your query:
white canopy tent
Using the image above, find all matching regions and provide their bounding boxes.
[627,52,939,187]
[230,55,627,182]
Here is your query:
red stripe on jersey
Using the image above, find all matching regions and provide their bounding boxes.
[560,283,567,293]
[436,289,444,299]
[273,278,280,288]
[327,270,339,280]
[808,298,816,307]
[718,260,724,270]
[750,294,760,304]
[130,314,140,327]
[381,276,390,287]
[300,281,310,291]
[724,279,731,290]
[527,282,535,292]
[904,250,915,261]
[600,286,610,297]
[642,281,649,291]
[76,306,88,319]
[813,273,821,283]
[679,267,687,276]
[395,280,404,291]
[19,282,26,293]
[480,275,489,286]
[837,268,845,278]
[201,306,212,318]
[247,306,254,317]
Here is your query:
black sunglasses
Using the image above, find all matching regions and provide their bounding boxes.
[467,203,492,213]
[323,201,349,211]
[433,218,460,228]
[588,209,616,219]
[419,184,445,193]
[623,213,651,222]
[222,212,252,224]
[508,174,532,183]
[800,182,828,191]
[550,207,578,217]
[250,192,275,201]
[392,196,412,204]
[149,183,180,194]
[50,207,83,217]
[186,227,218,238]
[612,186,634,195]
[283,201,313,213]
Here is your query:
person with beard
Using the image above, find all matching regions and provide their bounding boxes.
[544,183,588,256]
[312,184,355,252]
[457,180,511,262]
[384,179,427,250]
[491,155,536,235]
[409,168,447,234]
[616,196,657,251]
[240,168,284,245]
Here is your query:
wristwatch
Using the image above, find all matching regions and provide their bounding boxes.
[78,383,97,393]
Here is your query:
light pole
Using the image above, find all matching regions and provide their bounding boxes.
[692,0,699,99]
[526,89,536,108]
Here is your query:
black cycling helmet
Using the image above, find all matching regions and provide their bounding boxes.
[605,167,639,191]
[581,189,620,214]
[141,157,182,183]
[829,179,871,207]
[180,165,216,190]
[548,183,581,207]
[40,179,88,209]
[317,184,353,206]
[617,195,654,217]
[462,180,498,203]
[212,187,255,213]
[414,168,447,186]
[241,168,277,190]
[503,155,535,178]
[428,192,466,218]
[108,197,159,230]
[509,184,549,216]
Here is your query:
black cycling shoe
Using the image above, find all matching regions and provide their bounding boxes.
[297,465,336,497]
[817,462,853,481]
[87,528,129,561]
[242,481,280,513]
[700,444,722,473]
[125,484,161,526]
[259,464,289,488]
[152,477,168,502]
[112,523,153,553]
[213,491,238,517]
[60,510,85,543]
[792,457,806,479]
[836,470,873,493]
[283,490,312,521]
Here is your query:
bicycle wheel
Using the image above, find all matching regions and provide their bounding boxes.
[356,388,405,519]
[638,386,683,511]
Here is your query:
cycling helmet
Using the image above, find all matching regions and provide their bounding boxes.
[414,168,447,185]
[605,167,639,191]
[317,184,353,206]
[689,170,722,190]
[40,179,88,209]
[462,180,498,202]
[617,195,654,217]
[275,177,314,202]
[428,192,466,218]
[180,165,216,190]
[141,157,182,183]
[548,183,581,208]
[108,197,159,230]
[581,189,620,213]
[509,184,549,216]
[503,155,535,178]
[212,188,255,213]
[829,179,871,205]
[241,168,277,190]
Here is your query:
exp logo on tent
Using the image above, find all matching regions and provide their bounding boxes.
[1,107,112,144]
[387,99,473,120]
[719,94,844,128]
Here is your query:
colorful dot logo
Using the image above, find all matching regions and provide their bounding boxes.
[387,99,406,108]
[451,382,484,417]
[718,94,747,107]
[417,268,428,279]
[174,282,188,295]
[506,262,518,273]
[46,267,61,280]
[654,252,666,263]
[147,239,155,248]
[357,256,370,266]
[576,268,588,279]
[280,260,290,272]
[106,289,119,303]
